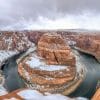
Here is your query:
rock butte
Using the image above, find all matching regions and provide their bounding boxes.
[18,33,84,95]
[65,34,100,63]
[0,88,88,100]
[37,33,76,66]
[26,30,100,62]
[0,31,34,68]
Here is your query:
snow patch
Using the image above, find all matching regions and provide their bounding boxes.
[0,50,18,67]
[68,40,76,46]
[26,55,69,71]
[17,89,88,100]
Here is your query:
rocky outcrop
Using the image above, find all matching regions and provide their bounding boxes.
[96,81,100,89]
[18,34,83,95]
[18,33,84,95]
[27,31,44,44]
[0,88,88,100]
[92,88,100,100]
[0,30,98,99]
[38,33,76,66]
[0,31,34,68]
[0,31,33,52]
[65,34,100,62]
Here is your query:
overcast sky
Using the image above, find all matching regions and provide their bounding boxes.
[0,0,100,30]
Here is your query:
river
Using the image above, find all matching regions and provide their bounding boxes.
[2,50,100,99]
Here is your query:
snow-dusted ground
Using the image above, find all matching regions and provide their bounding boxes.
[18,47,70,72]
[26,55,69,71]
[17,89,88,100]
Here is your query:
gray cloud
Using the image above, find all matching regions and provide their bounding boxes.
[0,0,100,29]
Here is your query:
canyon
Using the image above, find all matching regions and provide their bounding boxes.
[0,30,99,100]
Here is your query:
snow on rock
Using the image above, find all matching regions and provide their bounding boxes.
[26,55,69,71]
[67,40,76,46]
[17,89,88,100]
[0,31,35,68]
[0,85,8,96]
[17,90,43,100]
[0,70,8,96]
[0,50,19,68]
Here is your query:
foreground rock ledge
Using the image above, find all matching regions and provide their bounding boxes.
[18,50,84,95]
[92,88,100,100]
[0,89,88,100]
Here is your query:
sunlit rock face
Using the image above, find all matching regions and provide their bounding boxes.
[92,88,100,100]
[0,31,34,68]
[38,33,76,66]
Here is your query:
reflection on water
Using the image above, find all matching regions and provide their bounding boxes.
[2,51,100,98]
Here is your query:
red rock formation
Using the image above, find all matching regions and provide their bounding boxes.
[18,52,76,85]
[38,33,76,66]
[26,30,100,62]
[0,31,34,67]
[66,34,100,62]
[0,88,26,100]
[17,33,82,95]
[26,31,44,44]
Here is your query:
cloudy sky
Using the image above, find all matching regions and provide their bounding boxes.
[0,0,100,30]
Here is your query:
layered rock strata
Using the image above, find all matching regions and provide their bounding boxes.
[26,30,100,62]
[66,34,100,63]
[57,32,100,62]
[0,31,34,68]
[18,33,84,95]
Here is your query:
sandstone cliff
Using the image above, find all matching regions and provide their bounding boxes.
[38,33,76,66]
[0,31,34,68]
